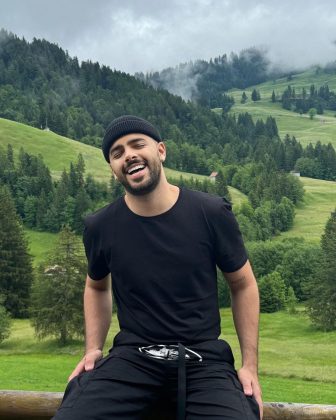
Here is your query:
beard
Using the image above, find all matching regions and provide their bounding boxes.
[118,158,162,196]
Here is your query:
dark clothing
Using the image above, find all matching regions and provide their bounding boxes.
[83,187,248,346]
[53,340,259,420]
[54,188,254,419]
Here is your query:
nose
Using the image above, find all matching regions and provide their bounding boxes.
[124,147,138,163]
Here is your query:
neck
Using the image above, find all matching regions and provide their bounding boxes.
[124,178,179,217]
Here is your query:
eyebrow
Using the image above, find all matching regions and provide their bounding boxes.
[109,137,146,155]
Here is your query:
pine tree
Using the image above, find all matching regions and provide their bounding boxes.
[0,295,11,343]
[251,89,259,102]
[6,144,14,168]
[0,185,33,317]
[271,90,276,103]
[215,170,231,201]
[76,153,85,189]
[241,91,248,104]
[68,162,79,197]
[30,226,86,344]
[306,210,336,330]
[35,190,49,230]
[72,187,92,234]
[52,170,71,229]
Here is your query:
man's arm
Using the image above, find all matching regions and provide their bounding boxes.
[223,260,263,418]
[68,274,112,381]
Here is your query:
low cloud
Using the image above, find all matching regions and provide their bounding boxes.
[0,0,336,74]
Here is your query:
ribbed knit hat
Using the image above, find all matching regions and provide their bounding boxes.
[102,115,162,162]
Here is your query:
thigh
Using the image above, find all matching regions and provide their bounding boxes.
[185,362,260,420]
[53,351,165,420]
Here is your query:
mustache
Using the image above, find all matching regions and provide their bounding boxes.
[123,159,147,173]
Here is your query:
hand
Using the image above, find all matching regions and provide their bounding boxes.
[237,366,263,419]
[68,349,103,382]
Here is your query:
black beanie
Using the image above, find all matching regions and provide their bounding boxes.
[102,115,162,162]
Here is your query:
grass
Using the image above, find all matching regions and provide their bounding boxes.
[25,229,59,267]
[0,118,111,183]
[1,309,336,404]
[226,68,336,148]
[276,177,336,243]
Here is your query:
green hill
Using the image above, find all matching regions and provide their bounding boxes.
[0,117,110,183]
[227,68,336,148]
[1,117,335,253]
[0,117,207,183]
[1,117,247,264]
[276,177,336,243]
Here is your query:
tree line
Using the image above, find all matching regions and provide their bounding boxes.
[139,47,276,107]
[163,113,336,181]
[275,83,336,115]
[0,141,303,261]
[0,145,109,234]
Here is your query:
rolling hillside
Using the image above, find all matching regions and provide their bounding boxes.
[1,117,247,264]
[0,117,207,183]
[276,177,336,243]
[1,117,335,255]
[227,68,336,148]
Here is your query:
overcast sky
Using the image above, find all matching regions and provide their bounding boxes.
[1,0,336,74]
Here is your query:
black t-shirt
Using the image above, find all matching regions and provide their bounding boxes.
[83,187,248,345]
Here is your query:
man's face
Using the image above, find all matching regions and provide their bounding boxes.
[109,133,166,196]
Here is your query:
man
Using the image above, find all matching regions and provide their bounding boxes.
[53,115,262,420]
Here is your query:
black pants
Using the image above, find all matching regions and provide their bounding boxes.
[53,340,259,420]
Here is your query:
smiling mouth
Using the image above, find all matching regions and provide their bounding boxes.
[126,164,146,175]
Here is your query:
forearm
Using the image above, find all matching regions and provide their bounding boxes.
[84,278,112,353]
[231,280,260,371]
[225,262,262,416]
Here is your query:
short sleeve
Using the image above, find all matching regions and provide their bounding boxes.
[83,218,110,280]
[212,198,248,273]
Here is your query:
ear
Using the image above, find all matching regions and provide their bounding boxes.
[158,141,166,163]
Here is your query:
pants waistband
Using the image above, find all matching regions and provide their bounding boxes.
[138,344,203,362]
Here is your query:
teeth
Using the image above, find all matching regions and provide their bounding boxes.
[128,164,145,174]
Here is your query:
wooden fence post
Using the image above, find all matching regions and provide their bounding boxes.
[0,391,336,419]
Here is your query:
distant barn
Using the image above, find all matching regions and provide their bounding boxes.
[209,171,218,182]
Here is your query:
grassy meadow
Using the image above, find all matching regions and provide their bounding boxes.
[0,117,111,183]
[276,177,336,243]
[1,310,335,404]
[226,68,336,148]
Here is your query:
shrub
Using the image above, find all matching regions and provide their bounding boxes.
[259,271,286,313]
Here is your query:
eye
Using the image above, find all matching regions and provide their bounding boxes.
[111,151,122,159]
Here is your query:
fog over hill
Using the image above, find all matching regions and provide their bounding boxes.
[0,0,336,75]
